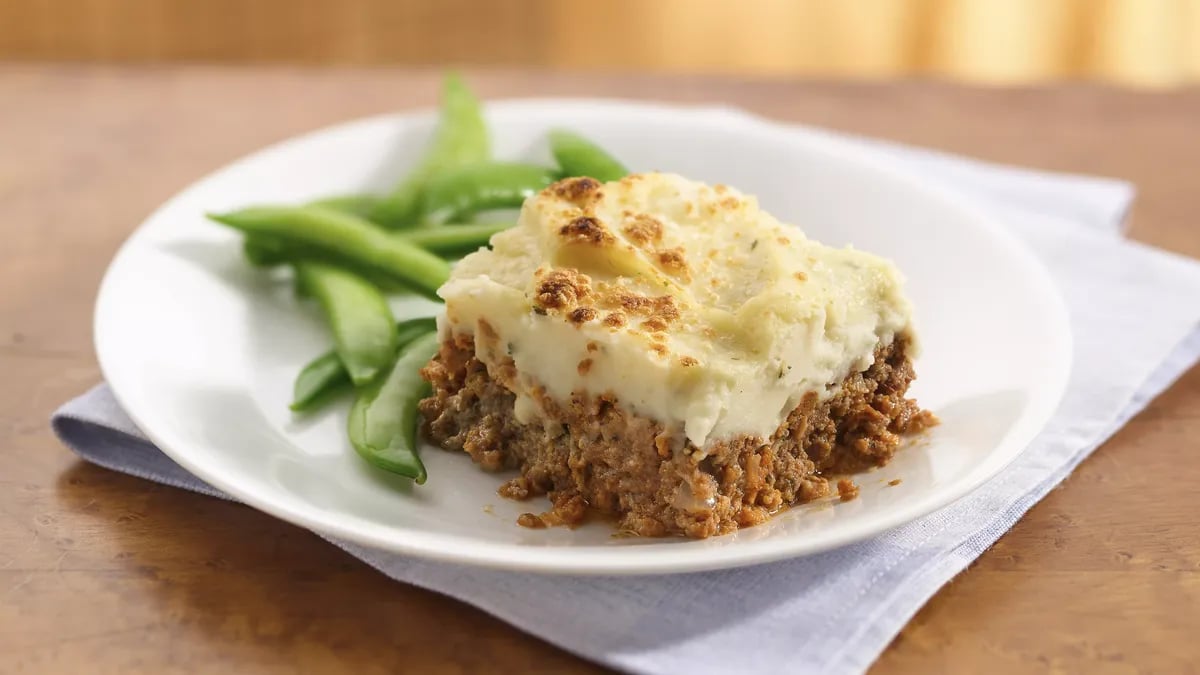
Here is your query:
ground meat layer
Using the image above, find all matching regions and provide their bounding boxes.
[419,333,935,539]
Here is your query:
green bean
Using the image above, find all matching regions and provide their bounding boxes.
[308,193,384,220]
[294,262,398,386]
[371,73,490,229]
[348,330,439,483]
[548,129,628,182]
[290,317,437,413]
[208,206,450,298]
[420,162,555,225]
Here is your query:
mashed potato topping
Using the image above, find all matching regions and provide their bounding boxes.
[437,173,915,450]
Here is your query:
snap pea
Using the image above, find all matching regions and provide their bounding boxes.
[288,351,346,412]
[400,221,512,255]
[548,129,628,182]
[242,220,512,271]
[348,330,440,483]
[420,162,555,225]
[236,233,411,296]
[308,193,384,220]
[294,262,398,386]
[242,236,289,267]
[371,73,490,228]
[290,317,437,413]
[208,206,451,298]
[240,194,382,268]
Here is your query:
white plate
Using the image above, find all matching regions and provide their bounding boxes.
[95,100,1071,575]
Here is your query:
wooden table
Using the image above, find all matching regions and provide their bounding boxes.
[2,66,1198,674]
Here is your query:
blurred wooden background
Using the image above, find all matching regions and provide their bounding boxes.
[3,0,1200,86]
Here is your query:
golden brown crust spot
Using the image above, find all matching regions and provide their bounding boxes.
[534,268,593,313]
[621,214,664,247]
[679,355,699,367]
[559,216,614,246]
[598,291,680,326]
[586,341,600,353]
[650,343,669,357]
[656,247,690,281]
[719,196,741,209]
[603,312,627,328]
[569,307,598,324]
[613,292,648,313]
[778,236,791,245]
[577,358,593,376]
[641,317,669,333]
[887,478,902,487]
[549,176,602,205]
[794,271,808,281]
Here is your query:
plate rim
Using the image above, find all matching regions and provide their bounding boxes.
[94,98,1073,575]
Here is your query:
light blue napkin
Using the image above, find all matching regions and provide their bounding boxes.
[53,128,1200,675]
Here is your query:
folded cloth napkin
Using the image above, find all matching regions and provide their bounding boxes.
[53,124,1200,675]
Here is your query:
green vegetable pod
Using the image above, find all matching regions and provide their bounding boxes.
[290,317,438,413]
[208,205,451,299]
[348,330,440,483]
[294,261,398,387]
[370,73,491,229]
[419,162,556,225]
[548,129,629,183]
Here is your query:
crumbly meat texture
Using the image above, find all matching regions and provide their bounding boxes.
[419,333,935,539]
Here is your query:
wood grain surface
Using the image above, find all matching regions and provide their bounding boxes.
[1,66,1198,674]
